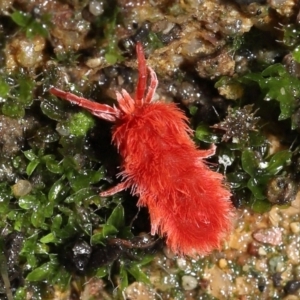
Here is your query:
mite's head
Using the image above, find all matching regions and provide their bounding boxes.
[49,43,158,122]
[115,42,158,116]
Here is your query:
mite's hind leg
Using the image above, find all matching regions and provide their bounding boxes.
[99,181,130,197]
[197,144,216,159]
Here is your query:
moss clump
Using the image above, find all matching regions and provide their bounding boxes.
[67,111,95,137]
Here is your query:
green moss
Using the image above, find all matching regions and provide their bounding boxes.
[292,45,300,63]
[102,6,124,64]
[147,31,164,50]
[228,147,291,211]
[67,111,95,137]
[1,1,299,298]
[195,124,220,143]
[210,57,300,211]
[282,24,300,48]
[0,78,9,98]
[1,74,35,118]
[242,64,300,124]
[11,10,51,38]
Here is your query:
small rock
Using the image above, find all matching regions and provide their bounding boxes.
[252,227,282,245]
[284,280,300,295]
[272,272,282,287]
[247,241,260,256]
[290,222,300,234]
[258,246,267,256]
[177,257,189,271]
[181,275,198,291]
[124,282,156,300]
[89,1,104,16]
[218,258,228,269]
[11,180,32,197]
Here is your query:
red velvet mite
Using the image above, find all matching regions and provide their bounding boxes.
[49,43,234,256]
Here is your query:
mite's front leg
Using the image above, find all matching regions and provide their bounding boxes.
[49,87,118,122]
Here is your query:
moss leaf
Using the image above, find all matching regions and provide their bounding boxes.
[293,45,300,63]
[67,111,95,136]
[48,179,68,202]
[266,150,292,176]
[119,264,129,290]
[23,150,37,161]
[107,205,124,229]
[96,267,108,278]
[26,159,40,176]
[251,199,272,213]
[68,169,104,192]
[91,224,118,244]
[64,188,99,204]
[127,264,151,284]
[31,207,45,228]
[2,100,25,118]
[195,124,219,143]
[26,261,57,281]
[40,232,56,244]
[45,158,63,174]
[11,10,30,27]
[19,195,37,210]
[0,78,10,98]
[18,76,34,106]
[241,149,258,177]
[247,178,266,200]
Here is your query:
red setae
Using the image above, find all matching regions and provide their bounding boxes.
[49,43,234,256]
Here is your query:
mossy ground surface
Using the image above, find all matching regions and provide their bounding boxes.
[0,0,300,299]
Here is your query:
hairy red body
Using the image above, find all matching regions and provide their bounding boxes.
[49,43,233,256]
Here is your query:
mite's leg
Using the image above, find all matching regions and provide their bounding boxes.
[99,181,130,197]
[144,67,158,104]
[49,87,117,122]
[197,144,216,159]
[135,42,148,106]
[116,90,135,114]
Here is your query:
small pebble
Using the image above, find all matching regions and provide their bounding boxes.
[12,35,45,68]
[199,278,210,290]
[89,1,104,16]
[272,272,282,287]
[276,261,286,273]
[218,258,228,269]
[86,57,102,68]
[284,280,300,294]
[258,277,266,292]
[247,241,259,256]
[124,282,156,299]
[283,296,300,300]
[258,246,267,256]
[253,227,282,245]
[177,257,188,270]
[11,180,32,197]
[290,222,300,234]
[181,275,198,291]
